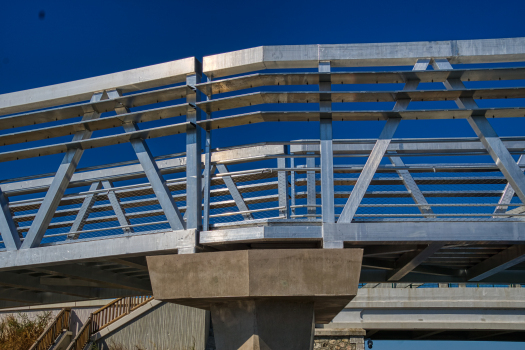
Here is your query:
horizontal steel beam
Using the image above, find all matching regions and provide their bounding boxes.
[203,38,525,77]
[0,86,188,132]
[1,145,282,196]
[0,229,197,270]
[197,88,525,113]
[0,57,196,116]
[200,221,525,245]
[196,68,525,95]
[197,108,525,131]
[324,222,525,244]
[0,103,188,147]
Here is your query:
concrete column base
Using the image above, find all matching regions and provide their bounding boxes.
[147,249,363,350]
[211,299,315,350]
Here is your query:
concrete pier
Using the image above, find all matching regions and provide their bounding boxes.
[147,249,363,350]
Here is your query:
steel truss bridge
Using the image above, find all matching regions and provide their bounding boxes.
[1,37,525,312]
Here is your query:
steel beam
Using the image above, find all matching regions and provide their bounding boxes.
[387,244,444,281]
[102,180,133,234]
[123,122,186,231]
[0,271,92,297]
[204,38,525,78]
[67,182,101,239]
[494,155,525,214]
[185,70,203,234]
[434,58,525,204]
[203,76,213,231]
[389,59,434,218]
[0,229,197,270]
[0,189,20,250]
[338,118,401,224]
[467,245,525,281]
[0,57,195,116]
[384,60,440,281]
[118,94,186,232]
[34,265,151,293]
[20,92,104,249]
[216,164,253,220]
[277,156,290,219]
[319,61,337,248]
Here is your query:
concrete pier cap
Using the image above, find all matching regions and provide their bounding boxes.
[147,249,363,350]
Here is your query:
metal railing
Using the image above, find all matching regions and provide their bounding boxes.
[29,308,71,350]
[91,296,153,334]
[65,316,91,350]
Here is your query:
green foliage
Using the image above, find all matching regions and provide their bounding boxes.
[0,312,52,350]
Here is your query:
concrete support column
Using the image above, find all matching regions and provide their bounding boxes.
[212,299,315,350]
[147,249,363,350]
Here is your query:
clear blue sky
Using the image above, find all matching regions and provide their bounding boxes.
[1,1,525,348]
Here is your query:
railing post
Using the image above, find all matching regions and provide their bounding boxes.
[277,146,290,219]
[306,153,316,220]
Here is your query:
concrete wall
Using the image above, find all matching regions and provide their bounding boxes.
[97,302,208,350]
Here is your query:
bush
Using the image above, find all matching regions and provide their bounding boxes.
[0,312,52,350]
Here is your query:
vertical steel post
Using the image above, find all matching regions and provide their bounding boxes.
[290,157,296,217]
[319,61,336,247]
[185,60,203,232]
[0,188,20,250]
[306,154,316,220]
[277,147,290,219]
[203,76,212,231]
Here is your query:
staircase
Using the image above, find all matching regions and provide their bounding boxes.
[29,308,72,350]
[66,296,153,350]
[29,296,153,350]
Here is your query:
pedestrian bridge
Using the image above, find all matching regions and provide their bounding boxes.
[1,36,525,348]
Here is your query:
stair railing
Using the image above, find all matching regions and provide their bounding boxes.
[65,316,92,350]
[29,308,71,350]
[91,295,153,334]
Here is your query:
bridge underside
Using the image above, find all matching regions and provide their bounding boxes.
[1,221,524,310]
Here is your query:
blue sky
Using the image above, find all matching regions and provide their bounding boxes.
[1,1,525,348]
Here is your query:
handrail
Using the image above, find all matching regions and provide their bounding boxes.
[29,308,71,350]
[65,316,92,350]
[91,296,153,334]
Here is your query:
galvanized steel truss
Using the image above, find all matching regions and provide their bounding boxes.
[1,37,525,307]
